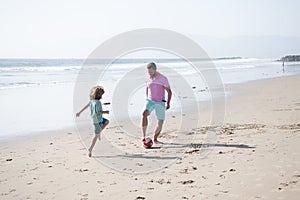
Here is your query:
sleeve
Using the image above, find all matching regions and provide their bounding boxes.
[163,76,170,88]
[95,101,103,112]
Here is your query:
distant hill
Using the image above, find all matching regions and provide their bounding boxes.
[279,55,300,62]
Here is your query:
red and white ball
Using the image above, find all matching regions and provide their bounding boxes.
[143,137,153,148]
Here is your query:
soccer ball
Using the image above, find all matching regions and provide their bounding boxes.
[143,137,153,148]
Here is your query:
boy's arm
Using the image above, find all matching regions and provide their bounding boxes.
[95,101,109,115]
[76,104,89,117]
[146,86,148,98]
[96,110,109,115]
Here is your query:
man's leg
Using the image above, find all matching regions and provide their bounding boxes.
[153,120,164,143]
[142,110,149,139]
[153,102,165,143]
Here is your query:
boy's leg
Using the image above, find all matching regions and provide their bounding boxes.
[153,120,164,143]
[97,119,109,141]
[101,119,109,130]
[89,123,101,157]
[88,134,100,157]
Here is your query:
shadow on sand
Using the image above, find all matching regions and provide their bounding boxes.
[93,142,255,160]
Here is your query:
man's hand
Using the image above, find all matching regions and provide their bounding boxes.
[165,103,170,110]
[76,112,80,117]
[165,87,172,111]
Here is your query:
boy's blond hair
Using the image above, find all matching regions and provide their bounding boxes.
[89,86,105,100]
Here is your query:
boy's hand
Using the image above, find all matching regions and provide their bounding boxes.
[105,110,110,114]
[76,112,80,117]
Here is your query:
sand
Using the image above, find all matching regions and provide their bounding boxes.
[1,74,300,200]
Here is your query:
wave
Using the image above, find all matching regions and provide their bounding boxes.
[0,65,82,73]
[217,65,256,70]
[0,81,72,90]
[0,57,255,73]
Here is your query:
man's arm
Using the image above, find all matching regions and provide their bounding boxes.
[165,87,172,110]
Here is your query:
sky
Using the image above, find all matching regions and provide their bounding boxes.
[0,0,299,58]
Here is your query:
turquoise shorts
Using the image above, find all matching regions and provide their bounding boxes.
[145,99,166,120]
[93,118,108,134]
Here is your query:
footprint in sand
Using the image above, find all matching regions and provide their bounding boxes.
[229,168,236,172]
[74,168,89,172]
[29,167,39,171]
[219,174,226,179]
[277,124,300,130]
[180,168,189,174]
[179,180,194,184]
[78,193,88,200]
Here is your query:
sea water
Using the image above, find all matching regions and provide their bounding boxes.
[0,58,299,139]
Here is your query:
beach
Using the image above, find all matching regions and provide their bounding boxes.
[1,74,300,199]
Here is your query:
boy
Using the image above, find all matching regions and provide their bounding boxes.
[76,86,109,157]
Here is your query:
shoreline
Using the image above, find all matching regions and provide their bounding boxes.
[1,57,300,139]
[0,74,300,143]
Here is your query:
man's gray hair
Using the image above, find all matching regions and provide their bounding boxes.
[147,62,157,70]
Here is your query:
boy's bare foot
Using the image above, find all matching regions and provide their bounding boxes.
[88,149,92,157]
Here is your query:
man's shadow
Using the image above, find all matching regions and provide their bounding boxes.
[162,142,255,149]
[94,142,255,160]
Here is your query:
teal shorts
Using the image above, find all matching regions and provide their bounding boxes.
[93,118,108,134]
[145,99,166,120]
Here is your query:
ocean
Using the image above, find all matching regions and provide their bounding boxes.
[1,58,299,140]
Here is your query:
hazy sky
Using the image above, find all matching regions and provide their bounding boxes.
[0,0,299,58]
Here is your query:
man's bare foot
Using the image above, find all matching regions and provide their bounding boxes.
[153,133,163,144]
[154,140,164,144]
[88,149,92,157]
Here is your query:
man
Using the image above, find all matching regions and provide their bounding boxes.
[142,62,172,144]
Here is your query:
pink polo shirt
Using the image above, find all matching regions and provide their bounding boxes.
[147,72,170,102]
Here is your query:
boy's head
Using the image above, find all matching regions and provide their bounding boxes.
[89,86,105,100]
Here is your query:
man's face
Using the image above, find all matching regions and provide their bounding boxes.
[148,68,156,77]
